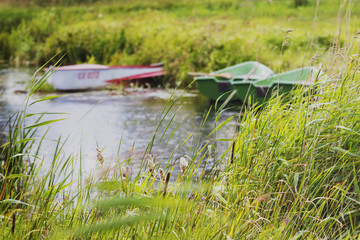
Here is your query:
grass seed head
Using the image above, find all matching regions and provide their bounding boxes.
[179,157,188,174]
[353,31,360,39]
[162,172,171,197]
[146,154,156,177]
[146,154,155,172]
[256,193,270,203]
[96,147,104,165]
[121,166,128,180]
[282,29,293,48]
[159,168,164,181]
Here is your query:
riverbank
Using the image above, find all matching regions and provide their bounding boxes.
[1,0,359,87]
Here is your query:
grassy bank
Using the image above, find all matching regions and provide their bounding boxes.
[0,0,359,86]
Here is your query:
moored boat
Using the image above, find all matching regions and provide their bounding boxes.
[195,62,320,104]
[47,64,165,91]
[194,61,274,101]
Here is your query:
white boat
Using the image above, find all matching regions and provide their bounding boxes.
[46,64,165,90]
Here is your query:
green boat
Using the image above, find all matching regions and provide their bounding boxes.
[194,61,274,102]
[250,66,318,104]
[195,62,319,104]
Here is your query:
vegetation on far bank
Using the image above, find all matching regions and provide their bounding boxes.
[0,0,359,87]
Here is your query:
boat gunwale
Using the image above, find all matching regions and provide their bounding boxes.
[45,64,164,72]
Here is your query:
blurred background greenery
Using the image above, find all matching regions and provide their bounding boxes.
[0,0,359,86]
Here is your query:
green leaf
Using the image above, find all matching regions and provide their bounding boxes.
[0,199,31,206]
[215,90,237,115]
[43,181,75,198]
[335,125,360,136]
[10,153,27,159]
[29,95,65,106]
[94,197,185,210]
[16,138,35,145]
[96,180,122,191]
[353,161,360,201]
[331,147,359,157]
[6,174,31,179]
[216,138,233,142]
[24,118,67,129]
[294,172,300,189]
[306,118,325,127]
[206,116,234,138]
[74,215,157,236]
[25,112,68,118]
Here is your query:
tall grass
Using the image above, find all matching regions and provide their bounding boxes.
[0,62,78,238]
[57,52,360,239]
[0,54,359,238]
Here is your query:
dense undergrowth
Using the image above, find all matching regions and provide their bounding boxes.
[0,0,359,86]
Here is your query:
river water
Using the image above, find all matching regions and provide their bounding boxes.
[0,67,240,181]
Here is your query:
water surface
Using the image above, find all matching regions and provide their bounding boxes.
[0,67,239,180]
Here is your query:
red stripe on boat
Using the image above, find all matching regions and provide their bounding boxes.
[108,65,163,69]
[105,70,165,84]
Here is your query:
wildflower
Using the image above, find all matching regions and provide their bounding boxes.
[284,216,289,225]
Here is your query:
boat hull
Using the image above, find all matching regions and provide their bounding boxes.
[195,61,274,102]
[47,64,165,91]
[252,66,318,103]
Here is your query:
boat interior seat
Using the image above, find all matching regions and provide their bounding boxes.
[233,74,263,82]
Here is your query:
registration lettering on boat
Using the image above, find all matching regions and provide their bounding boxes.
[78,71,100,80]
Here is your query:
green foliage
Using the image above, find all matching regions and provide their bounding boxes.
[0,8,34,33]
[227,66,360,237]
[0,32,10,60]
[294,0,309,8]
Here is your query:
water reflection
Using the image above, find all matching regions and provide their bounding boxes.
[0,67,240,180]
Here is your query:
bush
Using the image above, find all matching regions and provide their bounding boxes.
[294,0,308,7]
